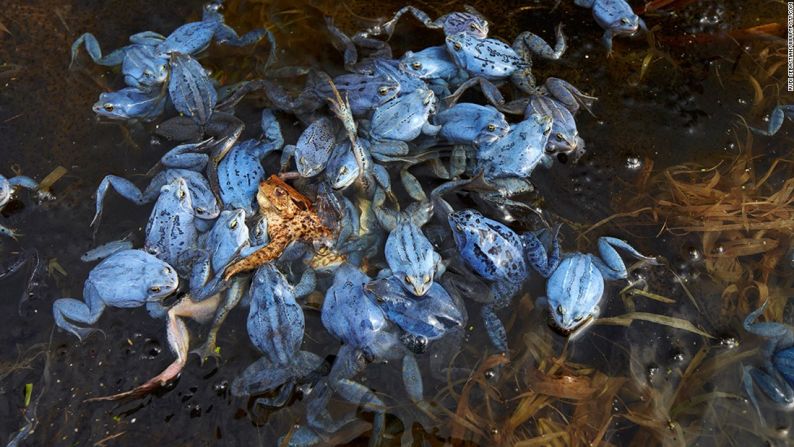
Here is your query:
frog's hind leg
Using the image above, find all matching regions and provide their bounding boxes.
[543,77,597,115]
[743,363,794,425]
[520,227,561,278]
[334,379,387,444]
[446,77,506,109]
[52,284,106,341]
[191,276,247,363]
[511,24,567,94]
[481,303,508,354]
[363,6,439,40]
[232,356,294,396]
[591,236,656,281]
[92,175,149,228]
[85,294,219,402]
[70,33,127,69]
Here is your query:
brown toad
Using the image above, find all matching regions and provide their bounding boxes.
[223,175,332,280]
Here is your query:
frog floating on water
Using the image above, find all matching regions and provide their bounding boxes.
[574,0,646,55]
[52,249,179,340]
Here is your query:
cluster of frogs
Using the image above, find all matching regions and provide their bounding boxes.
[39,0,794,444]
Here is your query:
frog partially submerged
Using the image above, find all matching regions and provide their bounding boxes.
[71,0,273,89]
[476,112,554,197]
[302,263,426,446]
[447,209,540,353]
[574,0,646,55]
[522,231,656,334]
[752,105,794,137]
[92,140,220,230]
[92,87,167,122]
[52,249,179,340]
[232,264,322,405]
[366,275,464,353]
[741,300,794,424]
[435,102,509,146]
[223,175,333,280]
[0,173,52,239]
[188,209,260,360]
[357,6,489,42]
[445,25,567,107]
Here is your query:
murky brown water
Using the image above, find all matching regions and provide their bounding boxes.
[0,0,791,445]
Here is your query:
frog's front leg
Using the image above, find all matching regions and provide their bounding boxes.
[280,145,297,173]
[52,284,106,341]
[752,105,794,137]
[224,235,289,280]
[521,227,561,278]
[446,77,505,109]
[602,30,617,57]
[70,33,127,69]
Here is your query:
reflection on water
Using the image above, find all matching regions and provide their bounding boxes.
[0,0,791,445]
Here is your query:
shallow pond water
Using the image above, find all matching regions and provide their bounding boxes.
[0,0,792,445]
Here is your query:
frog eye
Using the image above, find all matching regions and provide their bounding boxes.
[274,187,286,197]
[556,132,564,141]
[453,42,462,51]
[455,224,463,231]
[339,166,348,175]
[620,17,632,25]
[196,207,206,214]
[404,275,412,284]
[149,286,161,293]
[378,86,389,96]
[298,156,306,166]
[573,315,584,322]
[229,219,238,229]
[486,123,496,132]
[469,23,478,31]
[178,189,186,199]
[423,275,430,284]
[556,304,565,316]
[411,61,422,70]
[102,103,114,112]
